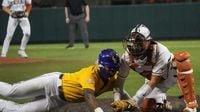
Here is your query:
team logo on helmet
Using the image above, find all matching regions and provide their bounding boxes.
[112,56,118,64]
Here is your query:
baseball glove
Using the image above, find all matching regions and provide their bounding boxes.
[11,11,25,18]
[111,99,140,112]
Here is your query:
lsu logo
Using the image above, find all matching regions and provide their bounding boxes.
[112,56,118,64]
[87,78,94,84]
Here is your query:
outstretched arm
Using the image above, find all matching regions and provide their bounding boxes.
[133,74,162,104]
[84,88,103,112]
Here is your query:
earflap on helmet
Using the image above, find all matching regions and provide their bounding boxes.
[98,48,120,79]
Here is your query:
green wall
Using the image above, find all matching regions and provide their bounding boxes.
[0,3,199,44]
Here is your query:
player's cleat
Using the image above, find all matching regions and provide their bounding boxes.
[85,45,89,49]
[18,50,28,58]
[183,107,197,112]
[66,45,74,49]
[0,54,6,58]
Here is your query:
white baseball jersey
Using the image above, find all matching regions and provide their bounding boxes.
[119,41,173,79]
[117,41,177,103]
[2,0,31,12]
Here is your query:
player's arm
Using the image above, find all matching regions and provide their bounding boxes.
[133,74,162,104]
[64,7,69,23]
[84,88,103,112]
[111,74,161,112]
[113,55,130,101]
[2,6,12,16]
[85,4,90,22]
[25,3,32,17]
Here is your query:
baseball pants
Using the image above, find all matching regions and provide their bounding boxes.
[0,72,67,112]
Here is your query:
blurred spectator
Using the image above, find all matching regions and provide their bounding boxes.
[1,0,199,8]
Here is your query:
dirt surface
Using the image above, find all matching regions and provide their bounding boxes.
[0,57,47,64]
[51,96,200,112]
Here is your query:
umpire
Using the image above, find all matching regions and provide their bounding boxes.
[64,0,90,49]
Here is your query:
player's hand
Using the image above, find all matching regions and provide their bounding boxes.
[111,99,139,112]
[65,18,70,24]
[85,16,90,23]
[25,12,29,17]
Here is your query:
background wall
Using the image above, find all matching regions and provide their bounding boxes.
[0,3,199,44]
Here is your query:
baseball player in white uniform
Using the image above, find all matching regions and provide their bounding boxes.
[1,0,32,58]
[111,24,198,112]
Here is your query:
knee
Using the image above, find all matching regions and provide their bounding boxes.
[5,35,13,41]
[24,32,31,38]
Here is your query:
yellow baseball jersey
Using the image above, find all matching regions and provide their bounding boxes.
[61,64,117,102]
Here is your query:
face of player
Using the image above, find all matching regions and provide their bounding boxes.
[126,32,150,59]
[99,65,118,80]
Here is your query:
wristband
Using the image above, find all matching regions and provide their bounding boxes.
[133,83,152,104]
[94,107,103,112]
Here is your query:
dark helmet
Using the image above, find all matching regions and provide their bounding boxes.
[98,48,120,79]
[123,24,152,59]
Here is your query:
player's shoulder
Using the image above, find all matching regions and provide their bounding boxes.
[80,64,98,75]
[153,41,170,53]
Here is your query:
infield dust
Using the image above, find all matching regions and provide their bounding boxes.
[51,96,200,112]
[0,57,47,64]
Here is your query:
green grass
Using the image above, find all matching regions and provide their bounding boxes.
[0,40,200,100]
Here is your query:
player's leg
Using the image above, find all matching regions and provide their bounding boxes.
[78,14,89,48]
[173,51,198,111]
[143,69,177,112]
[0,96,66,112]
[143,88,172,112]
[143,72,177,112]
[18,18,31,58]
[1,17,18,57]
[67,16,76,48]
[0,72,62,99]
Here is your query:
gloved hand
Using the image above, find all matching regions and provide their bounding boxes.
[111,99,139,112]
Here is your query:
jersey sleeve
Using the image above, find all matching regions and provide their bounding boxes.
[25,0,32,4]
[65,0,69,7]
[26,0,32,4]
[152,43,172,78]
[82,0,88,6]
[2,0,9,7]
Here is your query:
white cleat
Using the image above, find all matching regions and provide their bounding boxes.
[183,107,197,112]
[18,50,28,58]
[1,54,6,58]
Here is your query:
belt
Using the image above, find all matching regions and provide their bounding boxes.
[58,74,67,101]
